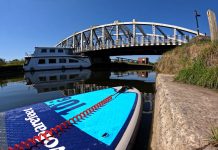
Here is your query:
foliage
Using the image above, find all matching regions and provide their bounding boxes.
[0,58,6,66]
[175,60,218,89]
[0,59,24,66]
[156,36,218,89]
[209,127,218,147]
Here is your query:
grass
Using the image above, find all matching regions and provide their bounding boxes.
[1,63,23,67]
[175,60,218,89]
[156,36,218,89]
[0,59,24,67]
[209,127,218,147]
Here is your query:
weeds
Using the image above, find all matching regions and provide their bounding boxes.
[156,37,218,89]
[209,127,218,147]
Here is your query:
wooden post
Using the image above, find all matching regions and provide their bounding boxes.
[207,9,218,42]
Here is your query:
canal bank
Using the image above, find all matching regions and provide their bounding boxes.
[151,74,218,150]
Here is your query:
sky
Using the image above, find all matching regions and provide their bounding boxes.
[0,0,218,62]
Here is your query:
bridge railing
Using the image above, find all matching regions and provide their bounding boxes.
[72,34,193,53]
[55,20,203,53]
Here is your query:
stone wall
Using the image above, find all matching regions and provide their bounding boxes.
[151,74,218,150]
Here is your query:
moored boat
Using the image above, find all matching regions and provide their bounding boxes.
[23,47,91,71]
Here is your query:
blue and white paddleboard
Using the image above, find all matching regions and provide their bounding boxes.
[0,86,142,150]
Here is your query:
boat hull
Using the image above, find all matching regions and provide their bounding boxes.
[23,64,91,71]
[23,56,92,71]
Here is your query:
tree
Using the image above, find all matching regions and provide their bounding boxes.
[8,59,24,65]
[0,58,6,66]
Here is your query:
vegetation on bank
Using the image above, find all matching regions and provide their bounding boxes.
[0,58,24,67]
[209,127,218,147]
[156,36,218,89]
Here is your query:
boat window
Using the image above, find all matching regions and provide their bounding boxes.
[41,49,47,53]
[69,59,78,63]
[50,49,55,53]
[58,49,63,53]
[69,74,78,79]
[49,59,56,64]
[51,87,58,91]
[49,76,57,81]
[60,75,67,80]
[24,57,31,66]
[39,76,46,82]
[38,59,45,64]
[43,88,49,92]
[59,58,66,63]
[59,86,65,90]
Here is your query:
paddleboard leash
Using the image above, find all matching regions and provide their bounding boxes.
[8,86,129,150]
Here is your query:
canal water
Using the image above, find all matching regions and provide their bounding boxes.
[0,69,155,150]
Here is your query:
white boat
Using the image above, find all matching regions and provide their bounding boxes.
[23,47,91,71]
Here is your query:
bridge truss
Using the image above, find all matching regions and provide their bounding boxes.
[56,19,204,53]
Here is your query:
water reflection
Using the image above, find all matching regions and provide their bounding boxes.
[23,69,155,95]
[111,70,148,79]
[25,69,91,85]
[24,69,92,94]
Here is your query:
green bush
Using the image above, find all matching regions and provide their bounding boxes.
[176,59,218,89]
[156,36,218,89]
[0,58,6,66]
[0,59,24,66]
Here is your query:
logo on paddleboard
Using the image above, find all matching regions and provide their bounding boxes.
[24,108,65,150]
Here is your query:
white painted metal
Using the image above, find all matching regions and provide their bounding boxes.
[55,20,205,52]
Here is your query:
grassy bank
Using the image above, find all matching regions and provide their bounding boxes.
[156,36,218,89]
[0,59,24,66]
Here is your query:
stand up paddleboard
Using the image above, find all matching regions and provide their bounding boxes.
[0,86,142,150]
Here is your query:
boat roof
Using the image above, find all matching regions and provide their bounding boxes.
[35,47,73,49]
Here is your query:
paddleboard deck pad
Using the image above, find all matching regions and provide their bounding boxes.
[0,86,142,150]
